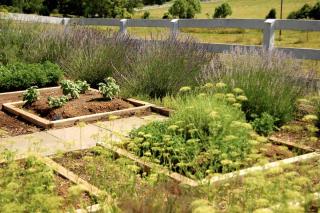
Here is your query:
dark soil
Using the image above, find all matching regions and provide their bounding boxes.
[0,90,45,137]
[24,90,133,121]
[0,111,39,137]
[54,174,94,210]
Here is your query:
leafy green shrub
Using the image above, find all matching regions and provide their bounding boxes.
[0,61,63,92]
[201,48,309,126]
[23,86,40,105]
[213,3,232,18]
[251,112,278,136]
[266,8,276,19]
[48,96,69,108]
[98,77,120,100]
[168,0,201,18]
[142,11,150,19]
[127,84,266,179]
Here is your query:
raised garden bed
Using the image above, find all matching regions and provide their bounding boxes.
[0,87,61,137]
[99,140,317,186]
[50,147,199,212]
[0,155,95,211]
[2,87,156,129]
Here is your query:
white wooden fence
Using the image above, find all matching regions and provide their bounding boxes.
[2,13,320,60]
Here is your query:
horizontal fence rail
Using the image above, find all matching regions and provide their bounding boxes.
[1,13,320,60]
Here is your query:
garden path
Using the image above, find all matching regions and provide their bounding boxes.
[0,114,167,160]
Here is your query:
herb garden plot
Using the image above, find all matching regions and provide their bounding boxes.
[0,155,95,211]
[2,86,154,129]
[50,147,200,212]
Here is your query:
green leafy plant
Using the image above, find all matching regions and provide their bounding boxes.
[142,11,150,19]
[75,80,90,94]
[127,84,266,179]
[0,61,63,92]
[168,0,201,18]
[23,86,40,105]
[98,77,120,100]
[48,96,69,108]
[213,3,232,18]
[266,8,276,19]
[251,112,278,136]
[60,80,80,99]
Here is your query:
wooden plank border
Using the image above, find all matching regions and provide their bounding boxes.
[38,156,103,197]
[97,143,320,187]
[2,100,154,129]
[268,136,315,152]
[97,142,199,187]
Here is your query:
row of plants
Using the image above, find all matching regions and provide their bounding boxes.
[23,77,120,109]
[0,61,63,92]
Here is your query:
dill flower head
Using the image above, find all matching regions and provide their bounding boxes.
[167,125,179,131]
[216,82,227,88]
[233,88,244,94]
[236,95,248,102]
[203,83,214,89]
[179,86,191,93]
[302,114,318,122]
[232,103,242,108]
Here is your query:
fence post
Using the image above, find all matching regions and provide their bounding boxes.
[263,19,276,51]
[170,19,179,37]
[119,19,128,34]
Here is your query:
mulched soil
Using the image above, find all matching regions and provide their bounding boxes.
[24,90,133,121]
[54,174,94,210]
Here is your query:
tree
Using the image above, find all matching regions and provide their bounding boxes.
[83,0,133,18]
[142,11,150,19]
[168,0,201,19]
[287,3,311,19]
[58,0,84,17]
[310,1,320,20]
[265,8,276,19]
[213,3,232,18]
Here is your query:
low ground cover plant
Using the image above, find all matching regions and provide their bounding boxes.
[0,61,63,92]
[204,158,320,212]
[125,84,271,179]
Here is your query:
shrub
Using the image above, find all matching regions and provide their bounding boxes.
[213,3,232,18]
[0,61,63,92]
[168,0,201,18]
[142,11,150,19]
[48,96,69,108]
[201,48,310,126]
[115,37,211,98]
[23,86,40,105]
[127,85,265,179]
[287,3,312,19]
[251,112,278,136]
[98,77,120,100]
[266,8,276,19]
[310,1,320,19]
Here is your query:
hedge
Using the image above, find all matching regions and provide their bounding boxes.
[0,61,63,92]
